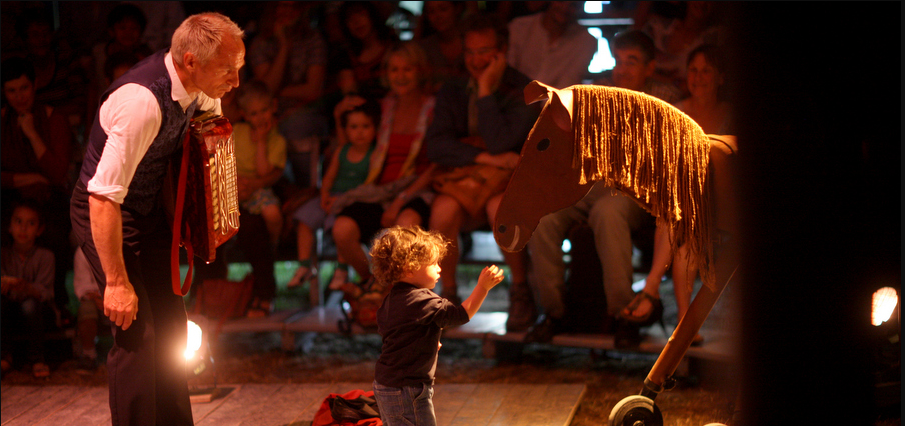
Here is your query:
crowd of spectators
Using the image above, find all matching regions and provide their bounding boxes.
[1,1,733,377]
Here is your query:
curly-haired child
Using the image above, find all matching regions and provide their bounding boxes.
[369,225,504,426]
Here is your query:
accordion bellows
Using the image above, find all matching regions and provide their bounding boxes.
[183,112,240,263]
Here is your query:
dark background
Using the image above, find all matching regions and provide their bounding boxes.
[728,2,900,424]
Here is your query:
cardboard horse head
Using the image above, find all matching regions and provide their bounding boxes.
[494,81,736,289]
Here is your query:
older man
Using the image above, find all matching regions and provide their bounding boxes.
[70,12,244,425]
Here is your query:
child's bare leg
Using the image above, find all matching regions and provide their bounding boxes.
[289,222,317,288]
[672,243,697,324]
[332,216,370,282]
[625,222,670,319]
[261,204,283,247]
[296,222,315,263]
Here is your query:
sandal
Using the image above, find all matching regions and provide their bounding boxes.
[288,265,317,288]
[328,268,349,290]
[620,291,664,327]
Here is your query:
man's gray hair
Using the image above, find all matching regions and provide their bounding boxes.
[171,12,244,66]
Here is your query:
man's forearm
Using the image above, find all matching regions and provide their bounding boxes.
[89,194,128,286]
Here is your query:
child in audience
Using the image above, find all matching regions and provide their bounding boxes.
[1,200,56,378]
[288,101,380,294]
[370,225,504,426]
[233,80,288,248]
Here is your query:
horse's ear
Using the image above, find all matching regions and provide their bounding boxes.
[524,80,556,105]
[548,88,574,132]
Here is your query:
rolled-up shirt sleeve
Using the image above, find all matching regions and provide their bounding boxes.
[87,84,162,203]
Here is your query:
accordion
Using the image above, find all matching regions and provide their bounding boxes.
[171,112,240,295]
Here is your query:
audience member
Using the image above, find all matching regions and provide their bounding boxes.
[638,1,725,93]
[625,44,734,345]
[234,80,287,247]
[248,1,329,190]
[90,3,153,96]
[133,1,186,52]
[288,100,379,298]
[1,200,56,378]
[672,44,733,134]
[416,1,468,92]
[424,13,541,330]
[335,1,398,102]
[1,56,74,315]
[525,29,678,347]
[10,6,90,130]
[507,1,598,88]
[228,80,288,317]
[330,41,438,288]
[594,29,682,102]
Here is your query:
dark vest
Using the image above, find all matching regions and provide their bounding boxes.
[79,50,199,215]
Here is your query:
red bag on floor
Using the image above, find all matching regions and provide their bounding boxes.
[312,389,382,426]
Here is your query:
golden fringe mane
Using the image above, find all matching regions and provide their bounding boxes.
[571,85,714,289]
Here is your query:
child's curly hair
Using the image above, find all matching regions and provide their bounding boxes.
[369,225,449,287]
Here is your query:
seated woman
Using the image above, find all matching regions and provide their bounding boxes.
[622,44,734,344]
[329,41,437,288]
[334,1,398,102]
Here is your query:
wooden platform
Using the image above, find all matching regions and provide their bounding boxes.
[207,307,736,363]
[0,382,585,426]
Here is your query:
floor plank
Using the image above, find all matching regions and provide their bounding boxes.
[1,385,83,426]
[0,383,585,426]
[37,387,109,426]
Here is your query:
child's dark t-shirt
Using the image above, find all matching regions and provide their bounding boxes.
[375,282,470,388]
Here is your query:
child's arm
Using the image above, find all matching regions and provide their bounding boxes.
[252,120,280,178]
[320,148,342,211]
[461,265,505,318]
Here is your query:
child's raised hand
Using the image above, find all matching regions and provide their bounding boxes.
[477,265,505,290]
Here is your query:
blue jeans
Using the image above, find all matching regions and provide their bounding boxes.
[373,380,436,426]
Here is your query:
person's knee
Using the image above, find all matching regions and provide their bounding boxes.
[429,196,463,232]
[332,217,358,243]
[395,209,422,228]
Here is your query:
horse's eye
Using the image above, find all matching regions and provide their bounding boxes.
[498,224,507,234]
[537,138,550,151]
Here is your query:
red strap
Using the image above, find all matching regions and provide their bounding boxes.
[171,134,194,296]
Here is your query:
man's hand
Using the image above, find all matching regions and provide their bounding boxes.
[1,276,23,299]
[18,112,39,140]
[104,281,139,330]
[477,52,507,97]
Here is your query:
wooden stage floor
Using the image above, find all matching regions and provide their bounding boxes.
[1,382,585,426]
[208,306,737,364]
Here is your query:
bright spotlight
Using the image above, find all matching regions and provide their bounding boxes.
[871,287,898,326]
[186,320,203,360]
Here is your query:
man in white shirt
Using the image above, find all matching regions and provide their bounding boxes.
[70,13,244,425]
[506,1,598,88]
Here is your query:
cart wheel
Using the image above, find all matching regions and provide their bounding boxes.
[608,395,663,426]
